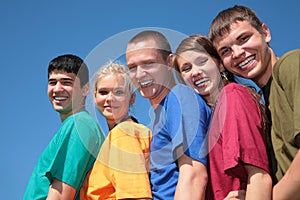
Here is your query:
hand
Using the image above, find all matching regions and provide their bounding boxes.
[224,190,245,200]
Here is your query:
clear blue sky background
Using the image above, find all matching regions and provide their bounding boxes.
[1,0,299,199]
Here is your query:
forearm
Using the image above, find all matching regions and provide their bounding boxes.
[175,153,207,200]
[245,165,272,200]
[273,150,300,200]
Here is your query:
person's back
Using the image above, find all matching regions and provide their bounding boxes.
[24,54,104,199]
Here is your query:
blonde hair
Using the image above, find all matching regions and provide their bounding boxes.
[94,61,135,96]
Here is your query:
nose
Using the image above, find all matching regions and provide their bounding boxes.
[231,45,244,59]
[136,65,145,79]
[53,81,63,92]
[106,91,115,101]
[192,66,202,77]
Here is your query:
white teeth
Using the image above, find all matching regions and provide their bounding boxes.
[54,97,67,100]
[140,80,153,87]
[194,79,208,87]
[238,56,255,69]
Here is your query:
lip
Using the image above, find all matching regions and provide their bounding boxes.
[235,55,256,70]
[53,96,68,102]
[138,79,154,88]
[193,77,209,88]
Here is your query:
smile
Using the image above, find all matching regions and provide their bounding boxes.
[139,80,153,87]
[238,55,255,69]
[194,79,208,87]
[54,96,68,101]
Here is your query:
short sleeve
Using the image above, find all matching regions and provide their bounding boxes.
[220,84,269,178]
[166,85,210,165]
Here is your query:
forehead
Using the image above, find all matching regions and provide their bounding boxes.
[213,20,255,47]
[48,70,76,78]
[178,50,208,61]
[97,73,125,86]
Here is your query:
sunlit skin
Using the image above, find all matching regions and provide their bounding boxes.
[126,40,175,107]
[213,20,278,87]
[176,50,224,106]
[48,70,88,121]
[94,73,135,130]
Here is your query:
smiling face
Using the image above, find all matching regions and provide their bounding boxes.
[126,40,174,106]
[176,50,223,105]
[213,20,273,86]
[94,73,134,126]
[48,70,87,121]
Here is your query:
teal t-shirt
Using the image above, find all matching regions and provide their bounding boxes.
[24,110,104,200]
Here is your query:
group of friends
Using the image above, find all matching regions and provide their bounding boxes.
[24,5,300,200]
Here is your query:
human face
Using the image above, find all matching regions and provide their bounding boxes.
[94,73,133,124]
[213,20,272,86]
[176,50,223,105]
[126,41,173,106]
[48,70,87,121]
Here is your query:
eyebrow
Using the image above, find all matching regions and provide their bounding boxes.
[48,77,74,82]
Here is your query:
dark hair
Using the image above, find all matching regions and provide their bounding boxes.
[209,5,264,43]
[48,54,89,87]
[127,30,172,61]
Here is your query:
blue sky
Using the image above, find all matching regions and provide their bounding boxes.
[1,0,299,199]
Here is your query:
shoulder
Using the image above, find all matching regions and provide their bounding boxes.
[220,83,256,105]
[111,121,151,139]
[274,49,300,71]
[222,83,250,96]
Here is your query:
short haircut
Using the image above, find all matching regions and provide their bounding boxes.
[48,54,89,87]
[127,30,172,60]
[209,5,264,43]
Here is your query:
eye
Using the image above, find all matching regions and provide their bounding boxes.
[128,65,137,72]
[114,89,125,96]
[180,64,192,73]
[98,90,108,95]
[196,58,208,66]
[62,80,73,86]
[48,80,57,86]
[219,48,231,57]
[239,35,250,44]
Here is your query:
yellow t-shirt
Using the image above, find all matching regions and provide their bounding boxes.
[80,121,152,200]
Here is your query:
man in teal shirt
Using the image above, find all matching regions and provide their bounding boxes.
[24,54,104,199]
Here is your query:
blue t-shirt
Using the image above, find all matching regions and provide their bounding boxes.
[24,110,104,200]
[150,84,211,200]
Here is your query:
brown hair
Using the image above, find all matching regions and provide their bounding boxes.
[209,5,264,43]
[173,34,269,136]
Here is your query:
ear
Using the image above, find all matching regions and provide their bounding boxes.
[82,83,90,97]
[129,92,136,105]
[262,23,271,43]
[219,63,225,72]
[167,54,175,69]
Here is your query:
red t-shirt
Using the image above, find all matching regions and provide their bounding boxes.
[207,83,270,200]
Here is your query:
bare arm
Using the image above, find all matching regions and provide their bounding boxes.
[174,148,207,200]
[46,178,76,200]
[273,149,300,200]
[244,165,272,200]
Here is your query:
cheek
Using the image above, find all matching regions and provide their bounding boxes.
[181,72,193,85]
[94,95,105,107]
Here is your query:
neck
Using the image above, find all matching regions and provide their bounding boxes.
[60,105,85,122]
[107,115,131,130]
[205,80,224,107]
[150,80,176,109]
[255,48,279,87]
